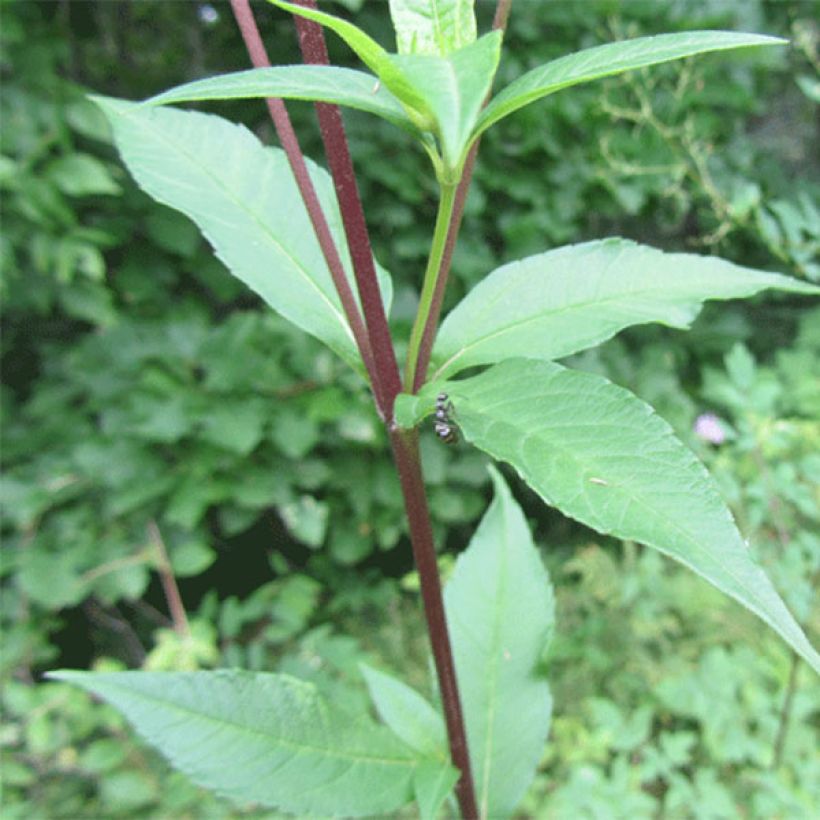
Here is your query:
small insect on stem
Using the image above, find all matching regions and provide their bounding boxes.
[434,392,459,445]
[371,80,381,94]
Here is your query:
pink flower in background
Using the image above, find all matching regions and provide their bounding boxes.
[694,413,726,445]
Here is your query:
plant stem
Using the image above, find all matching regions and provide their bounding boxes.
[229,0,379,398]
[289,7,477,811]
[404,181,458,392]
[771,650,800,769]
[148,521,191,639]
[410,0,515,393]
[292,0,402,421]
[233,4,482,815]
[389,427,478,820]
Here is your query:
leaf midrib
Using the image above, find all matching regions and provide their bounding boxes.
[432,258,780,378]
[87,677,421,769]
[460,379,784,634]
[477,496,510,819]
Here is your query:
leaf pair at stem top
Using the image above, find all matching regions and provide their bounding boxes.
[151,0,785,184]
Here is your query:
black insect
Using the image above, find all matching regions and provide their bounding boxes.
[434,392,459,444]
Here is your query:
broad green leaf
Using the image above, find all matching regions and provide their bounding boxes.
[392,31,502,169]
[476,31,786,138]
[432,239,820,379]
[49,670,428,816]
[389,0,477,56]
[147,65,419,135]
[360,663,447,758]
[268,0,434,128]
[93,98,391,372]
[445,467,554,818]
[413,360,820,676]
[413,760,460,820]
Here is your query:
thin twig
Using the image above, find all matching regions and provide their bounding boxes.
[229,0,379,398]
[148,521,191,639]
[771,650,800,769]
[292,0,402,420]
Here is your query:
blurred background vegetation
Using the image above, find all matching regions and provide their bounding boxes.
[1,0,818,816]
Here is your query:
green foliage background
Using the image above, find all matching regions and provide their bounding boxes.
[1,0,818,816]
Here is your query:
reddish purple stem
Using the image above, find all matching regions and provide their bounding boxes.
[292,3,402,420]
[229,0,378,395]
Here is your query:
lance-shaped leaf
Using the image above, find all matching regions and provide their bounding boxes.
[392,31,502,168]
[432,239,819,379]
[93,97,391,373]
[148,65,419,134]
[389,0,477,56]
[445,467,555,818]
[48,670,429,816]
[397,361,820,675]
[361,663,447,758]
[475,31,786,139]
[414,760,461,820]
[360,664,456,818]
[270,0,500,171]
[268,0,434,127]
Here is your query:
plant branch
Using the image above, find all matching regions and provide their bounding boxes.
[389,427,478,820]
[148,521,191,639]
[405,181,458,392]
[410,0,515,393]
[771,650,800,768]
[229,0,379,398]
[292,0,402,420]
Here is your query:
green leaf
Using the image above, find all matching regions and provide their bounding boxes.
[413,760,460,820]
[476,31,786,138]
[48,670,427,816]
[268,0,434,127]
[432,360,820,675]
[93,97,390,372]
[148,66,419,134]
[199,399,267,455]
[392,31,502,169]
[432,239,820,379]
[170,540,216,577]
[360,663,447,758]
[45,153,122,197]
[444,467,554,818]
[268,2,499,171]
[279,495,329,548]
[389,0,477,56]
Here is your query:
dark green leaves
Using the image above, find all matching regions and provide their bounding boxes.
[93,98,391,372]
[396,361,820,675]
[476,31,786,138]
[48,670,436,817]
[432,239,819,379]
[445,468,554,817]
